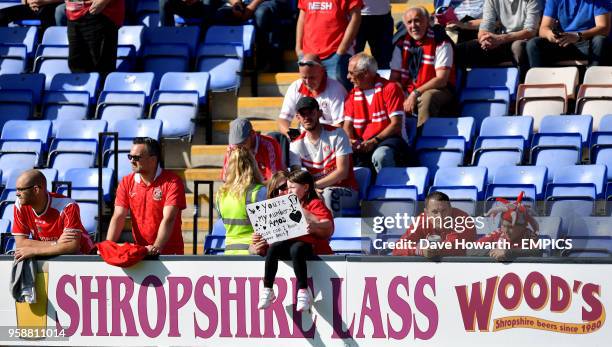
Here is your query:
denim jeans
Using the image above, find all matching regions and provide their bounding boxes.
[322,53,352,91]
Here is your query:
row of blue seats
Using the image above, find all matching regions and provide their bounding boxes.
[0,25,252,91]
[0,72,207,139]
[0,119,156,186]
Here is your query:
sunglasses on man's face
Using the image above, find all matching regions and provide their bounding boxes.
[127,154,145,162]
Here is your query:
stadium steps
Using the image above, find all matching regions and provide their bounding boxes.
[210,118,298,143]
[238,96,283,119]
[391,3,434,23]
[243,72,299,97]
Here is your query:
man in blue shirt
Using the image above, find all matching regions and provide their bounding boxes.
[526,0,611,67]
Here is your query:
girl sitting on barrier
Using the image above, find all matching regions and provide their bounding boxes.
[251,170,290,256]
[257,170,334,312]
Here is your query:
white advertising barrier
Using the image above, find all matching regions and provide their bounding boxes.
[0,257,610,346]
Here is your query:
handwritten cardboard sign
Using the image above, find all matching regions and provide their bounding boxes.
[246,194,308,244]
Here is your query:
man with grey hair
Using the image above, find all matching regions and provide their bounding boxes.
[344,53,409,172]
[390,7,455,127]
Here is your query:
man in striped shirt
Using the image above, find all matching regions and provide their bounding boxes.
[289,97,359,217]
[343,53,409,173]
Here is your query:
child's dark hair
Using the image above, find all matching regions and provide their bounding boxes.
[287,169,318,203]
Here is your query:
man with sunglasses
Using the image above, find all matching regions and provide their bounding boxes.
[12,170,95,261]
[106,137,187,255]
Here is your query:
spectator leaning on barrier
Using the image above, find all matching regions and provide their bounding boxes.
[0,0,64,31]
[12,170,95,261]
[526,0,611,67]
[106,137,187,255]
[343,53,409,173]
[289,96,360,217]
[221,118,284,182]
[470,192,542,261]
[389,7,455,128]
[455,0,541,78]
[392,191,476,258]
[216,146,268,255]
[66,0,124,76]
[296,0,363,91]
[257,169,334,313]
[355,0,393,69]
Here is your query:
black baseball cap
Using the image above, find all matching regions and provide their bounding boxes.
[296,96,319,112]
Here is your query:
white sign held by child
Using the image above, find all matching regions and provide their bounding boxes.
[246,194,308,244]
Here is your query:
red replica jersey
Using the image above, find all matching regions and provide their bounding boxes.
[65,0,125,26]
[296,198,334,255]
[298,0,363,59]
[344,76,405,141]
[12,192,94,254]
[115,168,186,255]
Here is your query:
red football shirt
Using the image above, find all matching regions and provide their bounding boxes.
[296,198,334,255]
[65,0,125,27]
[298,0,363,59]
[115,168,186,255]
[12,192,95,254]
[221,134,284,181]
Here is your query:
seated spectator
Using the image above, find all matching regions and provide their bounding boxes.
[343,53,409,173]
[289,96,360,217]
[0,0,63,31]
[455,0,540,77]
[392,191,476,257]
[442,0,484,43]
[160,0,220,27]
[274,53,347,164]
[296,0,362,90]
[526,0,611,67]
[221,118,284,182]
[469,193,542,261]
[355,0,393,68]
[390,7,455,127]
[216,146,267,255]
[257,169,334,313]
[12,170,95,261]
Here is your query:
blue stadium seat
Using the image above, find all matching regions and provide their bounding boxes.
[77,201,98,237]
[0,44,26,74]
[117,26,144,72]
[0,152,39,186]
[142,27,199,83]
[565,238,612,256]
[135,0,159,27]
[48,120,108,179]
[3,235,15,254]
[59,168,114,203]
[1,119,52,152]
[330,237,370,254]
[204,235,225,255]
[460,89,510,131]
[211,219,226,236]
[0,27,38,58]
[0,74,44,126]
[487,165,548,201]
[0,219,10,234]
[368,167,429,200]
[150,72,210,138]
[97,72,155,129]
[333,218,362,238]
[463,67,520,100]
[590,115,612,184]
[532,115,592,181]
[105,152,133,182]
[341,166,371,216]
[196,44,244,92]
[0,201,14,223]
[422,117,475,149]
[416,137,465,181]
[203,25,255,57]
[534,216,562,240]
[429,166,487,215]
[568,217,612,238]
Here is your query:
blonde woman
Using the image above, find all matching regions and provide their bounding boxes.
[215,146,267,255]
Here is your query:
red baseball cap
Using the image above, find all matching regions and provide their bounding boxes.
[97,240,148,268]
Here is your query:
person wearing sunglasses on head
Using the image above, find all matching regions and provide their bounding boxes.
[106,137,187,255]
[12,169,95,262]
